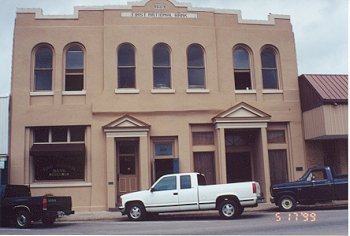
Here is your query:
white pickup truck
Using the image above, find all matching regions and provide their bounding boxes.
[119,173,263,221]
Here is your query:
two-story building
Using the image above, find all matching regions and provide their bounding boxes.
[10,0,306,211]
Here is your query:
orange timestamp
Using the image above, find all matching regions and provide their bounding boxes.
[275,212,317,222]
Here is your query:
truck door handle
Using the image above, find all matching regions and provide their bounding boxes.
[173,193,178,195]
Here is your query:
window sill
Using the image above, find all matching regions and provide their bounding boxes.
[30,182,92,188]
[30,91,54,96]
[115,88,140,94]
[62,90,86,96]
[235,89,257,94]
[186,89,210,94]
[263,89,284,94]
[151,89,176,94]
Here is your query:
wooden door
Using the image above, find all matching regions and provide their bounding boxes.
[117,140,139,198]
[268,150,289,185]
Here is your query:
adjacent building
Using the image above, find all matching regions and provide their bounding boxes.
[0,96,9,185]
[11,0,307,211]
[299,74,348,175]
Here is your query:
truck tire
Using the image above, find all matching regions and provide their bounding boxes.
[42,217,55,225]
[218,200,240,220]
[127,203,146,221]
[278,195,296,212]
[15,210,31,228]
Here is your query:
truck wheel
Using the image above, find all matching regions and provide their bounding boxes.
[15,210,31,228]
[42,217,55,225]
[127,203,146,221]
[278,195,296,212]
[218,200,240,220]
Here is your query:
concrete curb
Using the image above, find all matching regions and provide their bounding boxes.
[57,201,348,222]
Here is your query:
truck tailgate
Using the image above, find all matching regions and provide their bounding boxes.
[47,196,73,213]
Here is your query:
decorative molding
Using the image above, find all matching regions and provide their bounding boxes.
[263,89,284,94]
[30,91,54,96]
[235,89,257,94]
[151,89,176,94]
[30,182,92,188]
[115,88,140,94]
[17,0,290,25]
[62,90,86,96]
[186,89,210,94]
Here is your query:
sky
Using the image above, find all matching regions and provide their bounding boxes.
[0,0,348,96]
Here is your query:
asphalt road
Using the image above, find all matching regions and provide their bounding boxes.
[0,208,347,235]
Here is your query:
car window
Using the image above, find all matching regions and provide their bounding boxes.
[153,176,176,191]
[307,170,326,181]
[180,175,191,189]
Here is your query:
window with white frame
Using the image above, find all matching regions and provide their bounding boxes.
[65,44,85,91]
[261,46,279,89]
[187,44,206,89]
[117,43,136,89]
[34,45,53,91]
[233,46,252,90]
[153,43,171,89]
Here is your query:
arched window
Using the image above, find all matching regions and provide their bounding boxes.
[117,43,136,89]
[187,44,205,89]
[233,46,252,90]
[153,43,171,89]
[261,46,279,89]
[65,44,84,91]
[34,45,53,91]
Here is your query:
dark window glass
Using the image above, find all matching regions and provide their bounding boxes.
[187,44,205,88]
[197,174,207,186]
[234,47,252,90]
[234,47,249,69]
[34,128,49,143]
[261,47,279,89]
[51,127,68,142]
[119,155,136,175]
[34,46,53,91]
[118,44,136,89]
[119,142,136,155]
[307,170,326,181]
[70,126,85,142]
[153,176,176,191]
[65,45,84,91]
[267,130,286,144]
[34,154,84,180]
[153,44,171,89]
[180,175,191,189]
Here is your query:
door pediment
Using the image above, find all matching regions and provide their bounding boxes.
[103,115,150,134]
[213,102,271,128]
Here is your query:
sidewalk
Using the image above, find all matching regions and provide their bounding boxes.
[58,201,348,222]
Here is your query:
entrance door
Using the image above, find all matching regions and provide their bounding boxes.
[226,152,252,183]
[268,150,289,185]
[117,140,139,199]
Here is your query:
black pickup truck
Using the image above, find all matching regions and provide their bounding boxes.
[270,166,348,211]
[0,185,74,228]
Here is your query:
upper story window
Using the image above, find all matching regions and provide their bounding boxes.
[187,44,205,89]
[261,46,279,89]
[117,43,136,89]
[233,46,252,90]
[34,45,53,91]
[153,43,171,89]
[65,44,85,91]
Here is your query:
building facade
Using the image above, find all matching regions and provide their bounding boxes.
[10,0,306,211]
[299,74,348,175]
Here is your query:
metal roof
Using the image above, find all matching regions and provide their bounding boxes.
[301,74,348,102]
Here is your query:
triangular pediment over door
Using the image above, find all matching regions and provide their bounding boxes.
[213,102,271,129]
[103,115,151,136]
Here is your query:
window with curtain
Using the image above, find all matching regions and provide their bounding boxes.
[34,45,53,91]
[118,43,136,89]
[261,47,279,89]
[153,43,171,89]
[65,44,84,91]
[187,44,205,89]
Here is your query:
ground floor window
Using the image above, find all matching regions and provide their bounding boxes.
[152,137,178,182]
[30,143,85,181]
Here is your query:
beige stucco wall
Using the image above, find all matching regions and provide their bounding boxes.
[10,0,306,211]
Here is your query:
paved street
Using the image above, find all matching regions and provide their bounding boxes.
[0,207,347,235]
